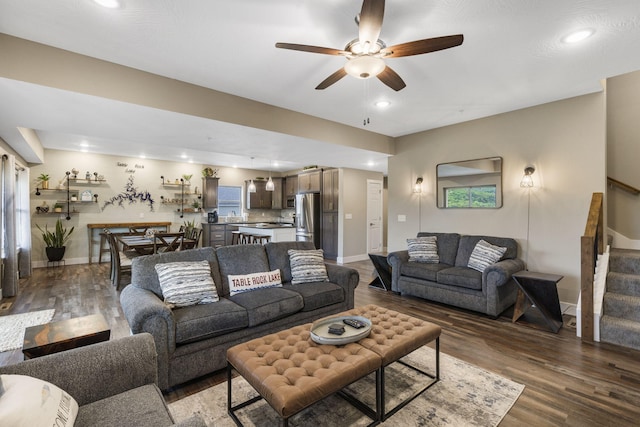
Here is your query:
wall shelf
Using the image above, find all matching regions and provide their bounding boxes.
[35,171,101,220]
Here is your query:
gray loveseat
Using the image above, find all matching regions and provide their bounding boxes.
[387,232,525,318]
[120,241,359,390]
[0,333,204,427]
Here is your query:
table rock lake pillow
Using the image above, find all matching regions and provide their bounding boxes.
[467,239,508,272]
[288,249,329,285]
[155,260,219,307]
[228,269,283,296]
[0,374,79,427]
[407,236,439,263]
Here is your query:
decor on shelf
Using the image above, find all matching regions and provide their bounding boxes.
[37,219,74,262]
[53,203,63,213]
[191,200,201,212]
[71,168,79,178]
[37,173,50,189]
[202,167,218,177]
[182,174,193,185]
[102,175,155,212]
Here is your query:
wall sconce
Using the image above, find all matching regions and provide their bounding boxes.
[520,166,535,188]
[413,177,423,193]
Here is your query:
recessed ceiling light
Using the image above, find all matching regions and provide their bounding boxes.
[562,29,595,44]
[139,154,146,159]
[374,100,390,108]
[93,0,121,9]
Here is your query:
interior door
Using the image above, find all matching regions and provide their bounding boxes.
[367,179,383,253]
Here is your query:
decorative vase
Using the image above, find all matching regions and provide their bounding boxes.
[41,180,49,189]
[54,207,62,213]
[45,247,66,262]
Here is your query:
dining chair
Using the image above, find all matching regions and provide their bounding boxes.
[153,232,185,253]
[182,228,202,250]
[107,232,143,289]
[129,226,149,233]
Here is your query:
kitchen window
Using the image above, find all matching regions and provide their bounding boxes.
[217,185,241,216]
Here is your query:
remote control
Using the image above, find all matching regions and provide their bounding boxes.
[343,318,366,329]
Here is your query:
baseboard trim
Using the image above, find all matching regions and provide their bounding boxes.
[337,254,370,264]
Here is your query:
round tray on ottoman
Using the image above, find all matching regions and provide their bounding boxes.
[310,315,372,345]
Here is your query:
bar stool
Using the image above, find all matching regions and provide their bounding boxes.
[239,233,252,244]
[254,235,271,245]
[231,231,242,245]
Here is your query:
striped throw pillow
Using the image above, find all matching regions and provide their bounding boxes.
[407,236,439,263]
[467,240,507,272]
[288,249,329,285]
[155,260,219,307]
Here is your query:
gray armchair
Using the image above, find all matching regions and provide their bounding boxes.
[0,333,204,427]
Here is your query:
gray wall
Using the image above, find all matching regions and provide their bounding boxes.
[388,93,606,304]
[607,70,640,242]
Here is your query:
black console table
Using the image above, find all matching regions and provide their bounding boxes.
[512,271,564,333]
[368,253,392,291]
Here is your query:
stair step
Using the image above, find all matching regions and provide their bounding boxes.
[603,292,640,322]
[600,315,640,351]
[606,271,640,297]
[609,248,640,275]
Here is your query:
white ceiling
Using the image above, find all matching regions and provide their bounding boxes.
[1,0,640,173]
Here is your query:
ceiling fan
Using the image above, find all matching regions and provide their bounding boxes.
[275,0,463,91]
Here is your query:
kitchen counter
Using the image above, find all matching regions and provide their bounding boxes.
[234,222,294,229]
[237,224,296,242]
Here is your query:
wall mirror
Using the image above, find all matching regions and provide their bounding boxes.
[436,157,503,208]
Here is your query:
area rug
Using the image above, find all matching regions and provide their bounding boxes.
[169,346,524,426]
[0,309,55,352]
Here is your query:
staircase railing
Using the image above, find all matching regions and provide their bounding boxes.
[607,176,640,195]
[580,192,604,343]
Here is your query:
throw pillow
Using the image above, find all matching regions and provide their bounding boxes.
[467,239,507,272]
[288,249,329,285]
[228,269,283,296]
[0,374,78,427]
[155,260,219,307]
[407,236,439,263]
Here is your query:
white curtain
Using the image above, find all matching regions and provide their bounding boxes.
[1,154,19,296]
[16,165,32,278]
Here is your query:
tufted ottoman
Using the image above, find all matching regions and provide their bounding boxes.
[227,304,441,426]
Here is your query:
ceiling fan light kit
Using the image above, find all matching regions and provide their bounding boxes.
[275,0,463,91]
[345,56,385,79]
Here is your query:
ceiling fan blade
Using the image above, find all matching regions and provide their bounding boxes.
[358,0,385,50]
[377,66,406,91]
[315,68,348,90]
[275,42,349,56]
[381,34,464,58]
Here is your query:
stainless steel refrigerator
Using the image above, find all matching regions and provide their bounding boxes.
[295,193,321,248]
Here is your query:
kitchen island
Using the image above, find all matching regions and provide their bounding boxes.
[237,223,296,243]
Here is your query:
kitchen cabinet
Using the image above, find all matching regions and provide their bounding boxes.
[270,177,284,209]
[322,168,339,212]
[246,180,272,209]
[202,177,219,209]
[322,212,338,260]
[297,170,321,193]
[202,224,227,248]
[285,176,298,196]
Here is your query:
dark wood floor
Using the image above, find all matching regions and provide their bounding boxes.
[1,260,639,426]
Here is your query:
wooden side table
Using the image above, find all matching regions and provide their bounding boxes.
[512,271,564,333]
[368,252,392,291]
[22,313,111,359]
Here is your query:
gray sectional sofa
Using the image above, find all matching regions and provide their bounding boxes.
[120,241,359,390]
[387,232,525,318]
[0,333,204,427]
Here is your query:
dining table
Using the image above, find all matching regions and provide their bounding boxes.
[116,233,194,255]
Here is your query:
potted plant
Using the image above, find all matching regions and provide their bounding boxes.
[38,173,50,190]
[191,200,200,212]
[182,174,193,185]
[53,203,63,213]
[37,219,74,262]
